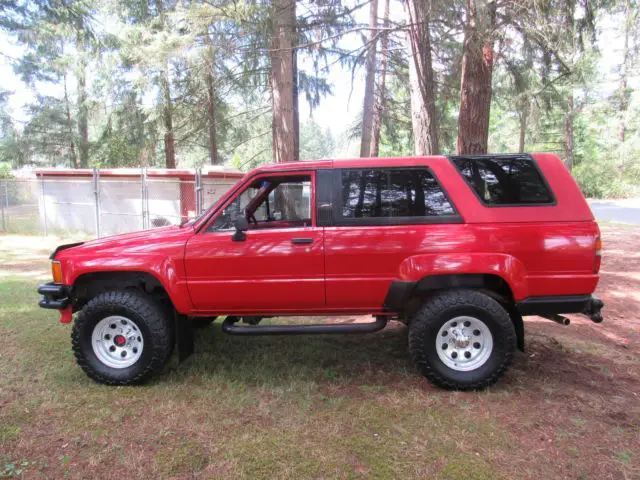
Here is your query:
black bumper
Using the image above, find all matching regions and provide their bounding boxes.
[37,283,70,310]
[516,294,604,323]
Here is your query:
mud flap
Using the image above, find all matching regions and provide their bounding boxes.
[175,313,194,362]
[508,306,525,352]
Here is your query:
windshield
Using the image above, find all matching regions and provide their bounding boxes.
[180,177,245,227]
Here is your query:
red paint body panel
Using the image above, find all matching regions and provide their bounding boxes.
[49,153,601,317]
[324,221,599,305]
[184,227,325,312]
[56,225,195,313]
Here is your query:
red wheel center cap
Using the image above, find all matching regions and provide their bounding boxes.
[114,335,126,347]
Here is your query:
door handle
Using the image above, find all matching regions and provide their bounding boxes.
[291,238,313,245]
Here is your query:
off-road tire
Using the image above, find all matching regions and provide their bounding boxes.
[72,290,173,385]
[191,316,217,328]
[409,289,516,390]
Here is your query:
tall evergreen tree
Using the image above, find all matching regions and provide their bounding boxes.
[457,0,496,155]
[359,0,378,158]
[405,0,439,155]
[370,0,389,157]
[270,0,297,163]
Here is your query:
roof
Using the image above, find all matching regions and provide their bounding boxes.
[252,156,455,174]
[35,167,244,179]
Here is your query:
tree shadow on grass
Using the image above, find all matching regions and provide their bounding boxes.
[163,317,640,405]
[162,320,417,388]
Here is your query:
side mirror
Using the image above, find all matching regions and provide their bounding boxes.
[233,216,249,232]
[232,216,249,242]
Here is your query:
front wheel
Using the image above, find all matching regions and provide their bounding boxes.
[71,290,173,385]
[409,290,516,390]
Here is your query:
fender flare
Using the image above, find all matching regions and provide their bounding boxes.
[397,253,528,300]
[66,257,193,314]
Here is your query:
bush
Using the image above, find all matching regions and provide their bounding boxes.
[0,162,12,179]
[573,160,640,199]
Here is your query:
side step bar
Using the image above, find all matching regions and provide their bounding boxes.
[221,316,388,336]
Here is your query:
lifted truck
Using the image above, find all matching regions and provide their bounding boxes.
[38,153,604,390]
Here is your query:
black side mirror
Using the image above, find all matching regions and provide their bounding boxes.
[232,216,249,242]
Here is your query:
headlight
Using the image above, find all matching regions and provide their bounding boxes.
[51,261,62,283]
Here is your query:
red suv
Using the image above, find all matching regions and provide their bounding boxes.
[38,153,604,389]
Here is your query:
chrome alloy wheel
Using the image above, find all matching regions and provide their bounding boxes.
[436,316,493,372]
[91,316,144,369]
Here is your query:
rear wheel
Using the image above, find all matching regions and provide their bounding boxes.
[72,290,173,385]
[409,290,516,390]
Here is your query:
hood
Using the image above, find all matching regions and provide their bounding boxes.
[53,225,194,260]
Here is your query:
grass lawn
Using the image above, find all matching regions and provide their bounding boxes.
[1,230,639,479]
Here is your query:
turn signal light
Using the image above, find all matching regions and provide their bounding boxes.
[594,237,602,273]
[51,261,63,283]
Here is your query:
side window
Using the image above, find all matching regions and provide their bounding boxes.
[208,183,263,231]
[208,176,311,231]
[341,168,455,220]
[268,180,311,222]
[451,156,554,205]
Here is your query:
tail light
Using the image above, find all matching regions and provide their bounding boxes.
[594,236,602,273]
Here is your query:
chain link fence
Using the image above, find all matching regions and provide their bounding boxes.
[0,179,41,235]
[0,169,242,237]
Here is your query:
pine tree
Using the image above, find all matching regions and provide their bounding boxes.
[359,0,378,158]
[457,0,497,155]
[270,0,297,163]
[405,0,439,155]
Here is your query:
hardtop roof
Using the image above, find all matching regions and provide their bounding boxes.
[251,154,539,174]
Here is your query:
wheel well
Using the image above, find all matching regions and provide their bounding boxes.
[415,274,514,303]
[408,274,525,352]
[71,271,173,312]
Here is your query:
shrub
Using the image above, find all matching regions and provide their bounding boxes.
[0,162,12,179]
[573,160,639,199]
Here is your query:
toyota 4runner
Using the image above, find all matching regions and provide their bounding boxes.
[38,153,604,390]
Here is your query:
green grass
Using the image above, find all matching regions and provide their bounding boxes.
[1,233,639,479]
[0,276,510,478]
[0,210,41,235]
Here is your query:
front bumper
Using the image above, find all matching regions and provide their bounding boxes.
[37,282,70,310]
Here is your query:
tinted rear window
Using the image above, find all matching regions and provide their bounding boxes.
[451,156,553,205]
[341,168,455,218]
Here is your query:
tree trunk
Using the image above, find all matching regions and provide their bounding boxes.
[155,0,176,169]
[518,111,527,153]
[360,0,379,158]
[76,17,89,168]
[370,0,389,158]
[161,65,176,169]
[456,0,496,155]
[62,71,77,168]
[206,70,218,165]
[564,94,574,170]
[292,46,300,161]
[270,0,297,163]
[507,63,529,154]
[205,34,219,164]
[619,0,631,143]
[406,0,439,155]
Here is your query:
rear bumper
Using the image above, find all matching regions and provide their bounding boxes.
[37,283,70,310]
[516,294,604,323]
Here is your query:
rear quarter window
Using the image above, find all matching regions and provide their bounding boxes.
[451,156,554,206]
